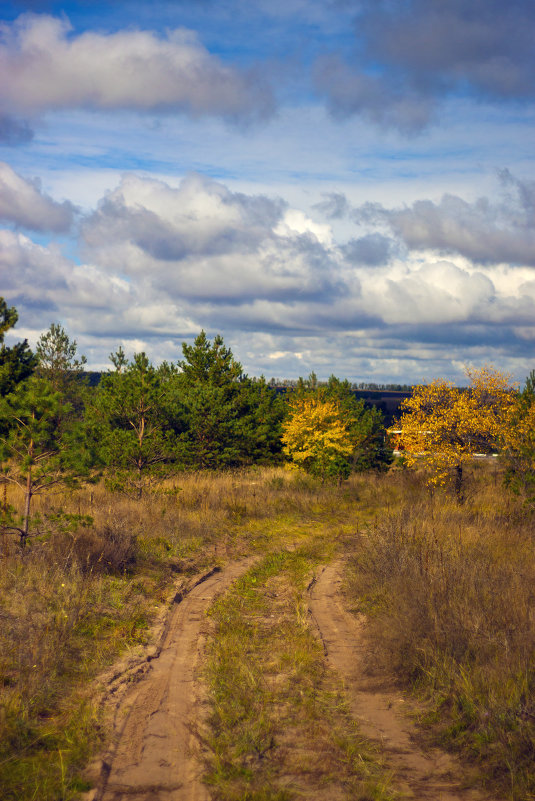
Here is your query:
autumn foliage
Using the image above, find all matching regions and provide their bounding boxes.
[395,366,517,498]
[281,397,353,481]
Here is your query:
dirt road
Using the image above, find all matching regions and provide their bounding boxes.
[93,558,255,801]
[89,554,499,801]
[308,561,495,801]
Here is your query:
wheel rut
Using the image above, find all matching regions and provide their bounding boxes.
[308,561,500,801]
[92,558,256,801]
[90,553,502,801]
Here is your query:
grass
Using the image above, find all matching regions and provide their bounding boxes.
[2,462,535,799]
[345,462,535,800]
[0,467,370,800]
[204,544,395,801]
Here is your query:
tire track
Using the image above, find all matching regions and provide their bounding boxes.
[308,561,500,801]
[92,558,256,801]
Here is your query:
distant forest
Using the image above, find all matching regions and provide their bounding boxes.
[83,371,412,425]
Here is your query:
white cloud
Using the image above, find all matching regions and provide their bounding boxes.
[82,172,340,303]
[0,162,74,232]
[361,260,498,325]
[0,228,133,322]
[4,169,535,385]
[274,208,333,246]
[354,172,535,266]
[0,14,273,122]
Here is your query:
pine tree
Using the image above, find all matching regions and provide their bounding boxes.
[0,376,91,546]
[35,323,88,423]
[176,332,283,468]
[90,351,178,497]
[36,323,87,391]
[502,370,535,500]
[237,376,285,464]
[0,298,36,397]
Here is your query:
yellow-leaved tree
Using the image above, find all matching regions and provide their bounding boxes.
[281,397,353,483]
[501,370,535,500]
[396,366,516,499]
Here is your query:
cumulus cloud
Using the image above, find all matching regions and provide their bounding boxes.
[78,172,535,341]
[5,168,535,383]
[0,229,132,313]
[82,172,342,304]
[354,173,535,266]
[361,261,499,325]
[315,0,535,131]
[0,14,274,122]
[312,191,351,220]
[342,234,395,267]
[0,162,74,232]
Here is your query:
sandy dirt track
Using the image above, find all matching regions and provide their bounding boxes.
[93,558,255,801]
[308,561,498,801]
[89,554,502,801]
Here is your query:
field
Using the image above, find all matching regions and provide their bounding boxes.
[0,462,534,800]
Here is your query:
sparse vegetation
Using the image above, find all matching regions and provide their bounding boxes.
[0,469,369,801]
[2,456,535,800]
[345,463,535,800]
[205,545,395,801]
[2,299,535,800]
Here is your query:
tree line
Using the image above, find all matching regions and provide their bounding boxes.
[2,296,535,547]
[0,299,390,546]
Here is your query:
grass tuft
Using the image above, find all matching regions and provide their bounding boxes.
[204,546,395,801]
[345,464,535,799]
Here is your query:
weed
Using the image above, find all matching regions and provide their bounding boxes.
[346,463,535,799]
[0,467,366,800]
[204,547,395,801]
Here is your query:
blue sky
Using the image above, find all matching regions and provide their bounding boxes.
[0,0,534,384]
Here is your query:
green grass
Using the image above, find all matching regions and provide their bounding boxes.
[0,467,375,801]
[204,543,395,801]
[345,466,535,800]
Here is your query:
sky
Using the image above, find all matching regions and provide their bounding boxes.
[0,0,534,385]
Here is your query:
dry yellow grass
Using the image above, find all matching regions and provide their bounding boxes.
[0,466,362,800]
[2,462,534,800]
[346,462,535,800]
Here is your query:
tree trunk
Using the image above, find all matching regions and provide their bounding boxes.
[137,462,143,500]
[454,463,464,503]
[22,467,32,547]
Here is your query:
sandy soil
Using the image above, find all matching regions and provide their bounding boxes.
[89,558,255,801]
[308,561,500,801]
[86,555,503,801]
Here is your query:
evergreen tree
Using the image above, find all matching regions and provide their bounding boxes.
[36,323,87,391]
[90,351,179,497]
[176,332,283,468]
[35,323,88,422]
[0,376,92,546]
[0,298,36,396]
[502,370,535,500]
[237,376,285,465]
